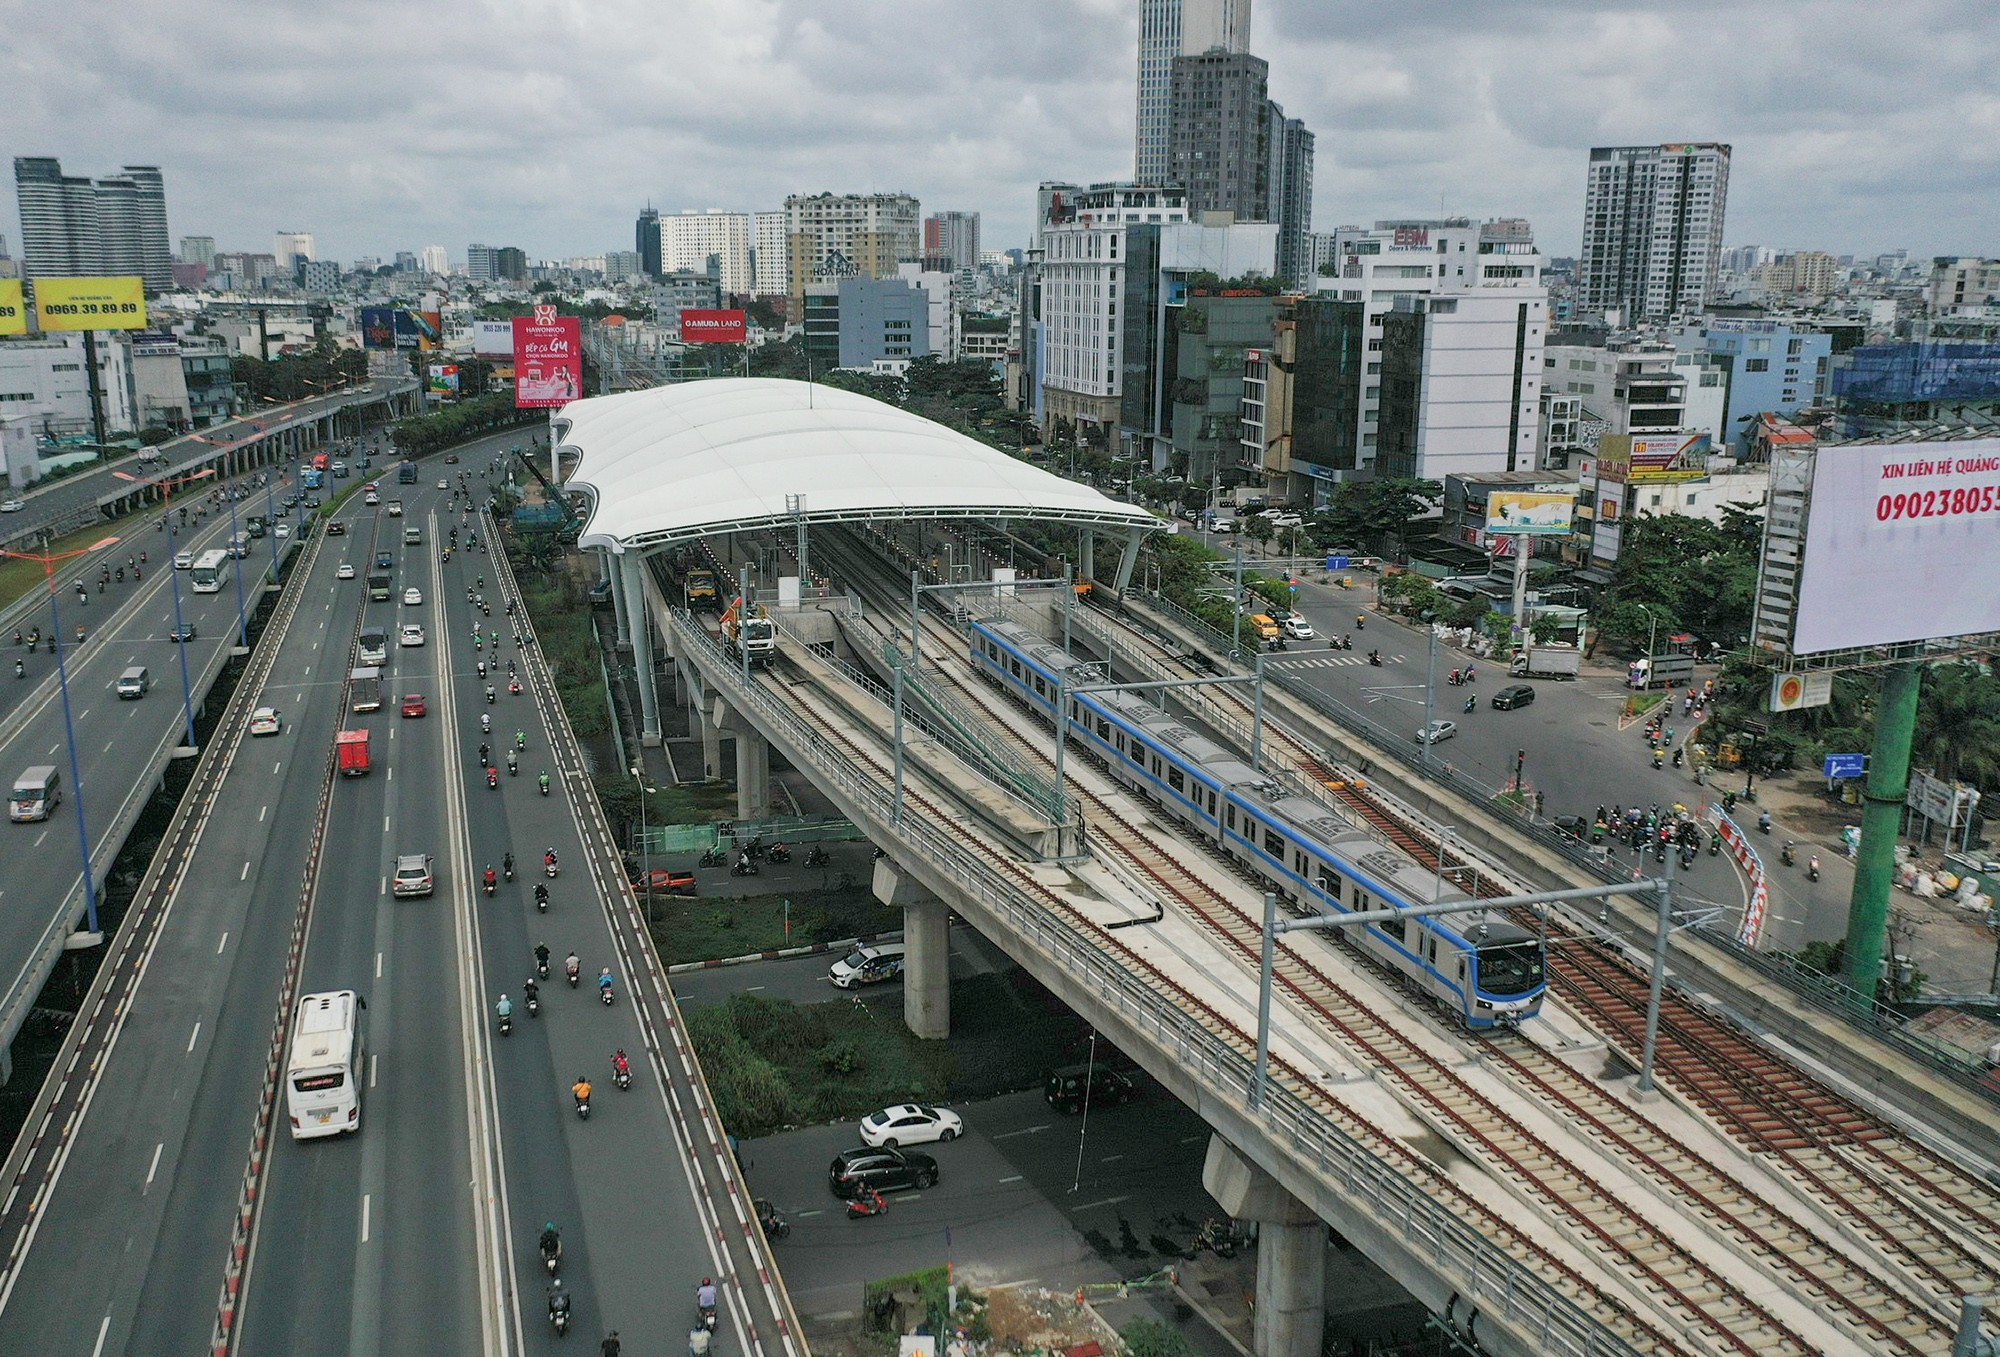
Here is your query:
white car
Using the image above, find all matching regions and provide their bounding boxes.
[437,479,448,490]
[249,706,282,737]
[0,500,23,513]
[1281,616,1315,640]
[857,1104,963,1149]
[1416,719,1458,745]
[174,551,194,570]
[364,492,380,506]
[399,623,425,648]
[403,586,423,606]
[274,524,290,539]
[337,563,356,579]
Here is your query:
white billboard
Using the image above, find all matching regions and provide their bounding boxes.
[472,321,515,359]
[1793,438,2000,653]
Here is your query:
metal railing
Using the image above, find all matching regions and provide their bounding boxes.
[669,609,1649,1357]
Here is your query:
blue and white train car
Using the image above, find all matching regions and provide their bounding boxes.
[969,618,1545,1028]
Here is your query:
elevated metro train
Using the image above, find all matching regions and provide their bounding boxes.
[970,619,1546,1028]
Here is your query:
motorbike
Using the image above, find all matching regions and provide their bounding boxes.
[549,1294,571,1336]
[545,855,560,878]
[476,660,487,679]
[730,854,760,878]
[1652,750,1664,769]
[755,1198,791,1240]
[599,976,615,1007]
[565,956,581,988]
[697,1299,718,1334]
[1808,856,1821,882]
[1709,833,1722,857]
[485,687,495,704]
[525,990,540,1018]
[1463,696,1476,714]
[1780,842,1796,867]
[537,953,550,980]
[538,773,550,796]
[1193,1217,1244,1260]
[1679,845,1697,869]
[541,1238,563,1275]
[504,857,515,882]
[803,844,831,868]
[498,1009,512,1037]
[613,1060,632,1092]
[1671,748,1684,768]
[1757,812,1772,834]
[510,679,523,696]
[846,1187,888,1220]
[535,884,550,913]
[699,845,728,868]
[486,767,499,790]
[483,873,496,897]
[507,754,518,777]
[574,1090,591,1120]
[766,843,792,864]
[1367,651,1383,667]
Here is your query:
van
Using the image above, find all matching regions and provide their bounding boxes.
[116,665,151,699]
[403,526,421,545]
[828,942,906,989]
[10,766,61,823]
[357,626,388,666]
[1248,613,1281,642]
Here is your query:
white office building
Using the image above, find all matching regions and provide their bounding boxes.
[752,211,788,296]
[273,230,315,271]
[1313,217,1546,472]
[0,334,136,438]
[419,244,448,275]
[895,263,956,360]
[660,210,754,295]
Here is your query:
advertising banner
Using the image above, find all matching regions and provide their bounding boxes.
[0,279,25,337]
[1484,490,1574,535]
[360,307,399,350]
[1793,437,2000,653]
[472,320,516,359]
[513,307,581,408]
[427,364,460,396]
[33,276,147,331]
[1598,432,1710,483]
[680,309,747,344]
[412,311,442,352]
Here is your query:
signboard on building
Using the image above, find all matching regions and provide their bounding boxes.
[1392,226,1429,248]
[1597,432,1711,483]
[681,309,747,344]
[1786,437,2000,654]
[426,364,460,396]
[0,280,25,337]
[472,321,516,359]
[1768,669,1833,712]
[33,276,147,331]
[361,308,439,351]
[513,307,582,408]
[1484,490,1574,535]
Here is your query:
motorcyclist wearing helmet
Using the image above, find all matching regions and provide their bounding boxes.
[697,1278,718,1311]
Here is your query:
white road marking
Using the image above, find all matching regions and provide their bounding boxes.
[361,1193,371,1243]
[383,815,390,833]
[33,830,48,848]
[259,805,267,822]
[997,1175,1023,1184]
[186,1022,201,1053]
[371,1053,378,1089]
[273,761,281,774]
[1070,1196,1129,1211]
[376,951,383,979]
[743,985,765,993]
[91,1315,110,1357]
[241,862,250,881]
[991,1125,1051,1141]
[217,931,229,953]
[1100,1153,1125,1163]
[145,1142,163,1188]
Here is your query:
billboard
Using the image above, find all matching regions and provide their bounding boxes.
[1768,670,1833,712]
[681,309,747,344]
[472,321,516,359]
[1484,490,1574,535]
[360,308,441,350]
[1791,438,2000,653]
[427,364,460,396]
[513,306,581,408]
[1597,432,1710,483]
[0,280,25,337]
[33,276,147,331]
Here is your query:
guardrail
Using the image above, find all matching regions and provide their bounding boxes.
[668,608,1648,1357]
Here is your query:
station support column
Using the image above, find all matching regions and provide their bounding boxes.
[617,549,660,744]
[872,857,949,1039]
[606,547,631,646]
[1204,1137,1325,1357]
[731,723,770,820]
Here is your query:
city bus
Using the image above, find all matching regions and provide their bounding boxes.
[286,990,364,1139]
[189,549,231,593]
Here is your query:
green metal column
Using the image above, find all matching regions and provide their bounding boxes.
[1842,662,1923,1003]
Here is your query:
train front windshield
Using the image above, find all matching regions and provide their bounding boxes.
[1477,942,1545,996]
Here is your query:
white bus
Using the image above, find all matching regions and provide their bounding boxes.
[190,548,231,594]
[286,990,364,1140]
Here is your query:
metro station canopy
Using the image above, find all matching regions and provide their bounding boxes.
[555,378,1161,553]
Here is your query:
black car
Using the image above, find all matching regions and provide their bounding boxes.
[166,624,197,642]
[1045,1063,1137,1113]
[827,1146,938,1198]
[325,520,347,536]
[1549,814,1590,841]
[1490,684,1536,710]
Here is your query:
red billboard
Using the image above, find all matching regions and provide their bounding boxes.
[513,306,582,408]
[681,309,747,344]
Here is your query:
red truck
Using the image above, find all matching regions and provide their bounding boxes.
[336,729,371,777]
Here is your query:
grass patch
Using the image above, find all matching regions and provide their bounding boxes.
[0,517,139,613]
[595,774,740,834]
[646,886,900,966]
[688,969,1095,1137]
[512,563,609,737]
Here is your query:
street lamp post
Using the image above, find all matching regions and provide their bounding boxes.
[192,433,253,647]
[0,534,122,936]
[632,764,654,929]
[112,467,217,749]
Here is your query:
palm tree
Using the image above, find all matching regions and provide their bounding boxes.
[1910,664,2000,788]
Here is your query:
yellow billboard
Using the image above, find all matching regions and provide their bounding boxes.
[34,276,148,331]
[1596,432,1710,483]
[0,280,26,336]
[1484,490,1574,535]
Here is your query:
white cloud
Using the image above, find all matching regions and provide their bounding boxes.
[3,0,1993,265]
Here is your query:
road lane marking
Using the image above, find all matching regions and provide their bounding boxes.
[376,951,383,979]
[997,1175,1023,1184]
[241,861,250,881]
[383,815,390,833]
[259,805,267,822]
[33,830,48,848]
[1070,1195,1129,1211]
[217,931,229,953]
[361,1193,371,1243]
[796,1209,825,1219]
[743,985,765,993]
[273,761,281,774]
[1100,1154,1125,1163]
[1180,1133,1206,1144]
[370,1054,377,1088]
[91,1315,109,1357]
[104,739,116,752]
[145,1142,163,1188]
[186,1022,201,1053]
[992,1125,1051,1140]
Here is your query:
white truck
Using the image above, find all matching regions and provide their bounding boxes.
[1510,644,1581,680]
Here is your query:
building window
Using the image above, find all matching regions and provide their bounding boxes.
[1745,358,1769,372]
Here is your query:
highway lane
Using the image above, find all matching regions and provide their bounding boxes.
[0,505,353,1355]
[237,486,484,1357]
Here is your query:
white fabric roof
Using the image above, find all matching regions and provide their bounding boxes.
[554,378,1162,552]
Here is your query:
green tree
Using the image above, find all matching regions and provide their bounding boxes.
[1313,478,1441,554]
[1911,664,2000,788]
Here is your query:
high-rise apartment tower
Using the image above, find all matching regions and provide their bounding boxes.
[14,157,173,289]
[1135,0,1252,186]
[1577,143,1731,322]
[1167,50,1270,220]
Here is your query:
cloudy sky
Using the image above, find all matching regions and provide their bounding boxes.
[6,0,1994,268]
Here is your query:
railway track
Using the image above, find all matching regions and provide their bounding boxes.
[762,653,1686,1356]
